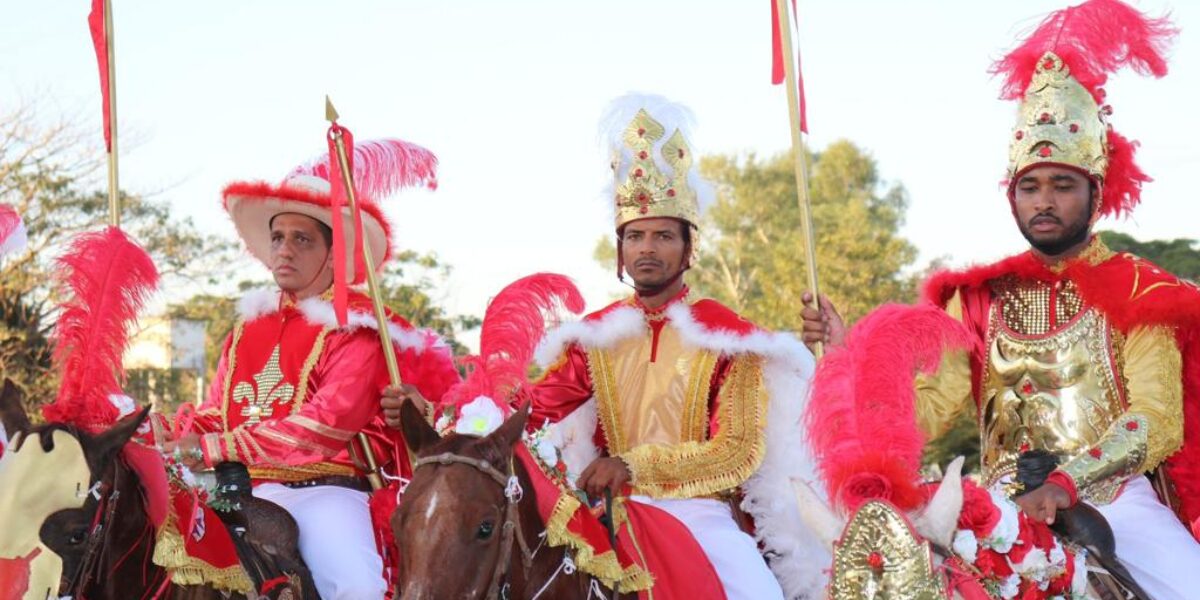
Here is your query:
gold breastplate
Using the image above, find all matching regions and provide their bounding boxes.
[981,278,1127,503]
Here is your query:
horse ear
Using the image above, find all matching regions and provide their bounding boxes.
[0,378,32,437]
[88,405,151,464]
[487,401,529,451]
[400,399,440,456]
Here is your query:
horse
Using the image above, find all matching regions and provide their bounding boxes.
[0,379,316,600]
[392,399,636,600]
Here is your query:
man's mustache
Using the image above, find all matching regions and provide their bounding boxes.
[634,258,663,268]
[1029,214,1062,227]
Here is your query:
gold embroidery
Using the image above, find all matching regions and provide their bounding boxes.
[248,462,357,482]
[587,348,628,455]
[219,322,246,430]
[289,329,330,414]
[620,356,769,499]
[680,351,719,443]
[1129,256,1181,301]
[231,346,296,425]
[543,488,654,592]
[290,414,355,441]
[829,501,944,599]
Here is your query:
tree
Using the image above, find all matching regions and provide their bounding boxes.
[1097,231,1200,280]
[596,140,919,330]
[0,103,237,414]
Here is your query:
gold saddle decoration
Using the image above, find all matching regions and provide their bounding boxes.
[231,345,296,425]
[829,501,945,600]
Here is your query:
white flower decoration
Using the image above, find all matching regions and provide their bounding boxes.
[534,437,559,467]
[454,396,505,437]
[1013,547,1052,588]
[952,529,978,564]
[998,573,1021,599]
[982,489,1021,553]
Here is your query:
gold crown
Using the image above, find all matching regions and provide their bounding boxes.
[612,109,700,230]
[1008,52,1109,184]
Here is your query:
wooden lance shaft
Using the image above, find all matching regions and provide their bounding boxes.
[328,125,397,492]
[774,0,823,357]
[104,0,120,228]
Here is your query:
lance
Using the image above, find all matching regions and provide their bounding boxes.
[325,96,396,492]
[772,0,823,356]
[88,0,121,227]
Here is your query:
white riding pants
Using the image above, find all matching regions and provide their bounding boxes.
[254,482,387,600]
[1095,476,1200,599]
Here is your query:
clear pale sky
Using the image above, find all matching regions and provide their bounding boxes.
[3,1,1196,344]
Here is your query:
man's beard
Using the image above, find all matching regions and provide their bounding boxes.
[1017,213,1092,257]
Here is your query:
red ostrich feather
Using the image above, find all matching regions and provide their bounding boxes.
[289,138,439,201]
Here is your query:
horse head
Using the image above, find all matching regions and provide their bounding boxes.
[393,398,534,599]
[0,378,150,600]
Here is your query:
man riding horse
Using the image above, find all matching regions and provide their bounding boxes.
[802,1,1200,597]
[161,140,460,599]
[508,94,828,599]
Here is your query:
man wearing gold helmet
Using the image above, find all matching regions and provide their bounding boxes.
[802,1,1200,597]
[518,94,829,599]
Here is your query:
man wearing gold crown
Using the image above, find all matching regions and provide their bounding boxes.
[162,142,460,599]
[802,2,1200,597]
[519,94,828,600]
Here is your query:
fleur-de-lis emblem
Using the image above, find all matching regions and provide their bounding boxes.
[232,346,296,424]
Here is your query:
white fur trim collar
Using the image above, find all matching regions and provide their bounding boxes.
[235,288,442,354]
[534,301,814,376]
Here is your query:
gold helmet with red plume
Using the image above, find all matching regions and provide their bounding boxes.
[993,0,1177,219]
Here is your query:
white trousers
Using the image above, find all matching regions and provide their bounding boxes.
[254,483,387,600]
[633,496,784,600]
[1094,476,1200,599]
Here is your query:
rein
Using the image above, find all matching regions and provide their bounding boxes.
[413,452,534,600]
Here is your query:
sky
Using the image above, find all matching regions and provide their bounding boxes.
[2,1,1197,347]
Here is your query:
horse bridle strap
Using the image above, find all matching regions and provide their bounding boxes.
[414,452,534,599]
[66,462,123,596]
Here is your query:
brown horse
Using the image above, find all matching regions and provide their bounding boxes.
[393,400,636,600]
[0,379,316,600]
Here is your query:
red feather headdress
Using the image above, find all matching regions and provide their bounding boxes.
[992,0,1177,219]
[805,304,975,513]
[42,227,159,432]
[443,273,585,410]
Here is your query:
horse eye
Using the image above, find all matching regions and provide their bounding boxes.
[68,527,88,545]
[476,520,495,540]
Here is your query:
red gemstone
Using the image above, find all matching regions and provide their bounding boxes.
[634,168,644,178]
[1039,112,1051,123]
[637,127,646,136]
[678,148,685,158]
[1089,448,1103,458]
[1015,130,1024,140]
[1042,58,1055,70]
[667,189,676,197]
[638,150,649,160]
[637,193,648,203]
[1020,443,1031,452]
[1038,146,1053,158]
[1125,421,1139,431]
[1020,381,1034,395]
[639,206,649,214]
[1069,123,1079,133]
[867,551,884,571]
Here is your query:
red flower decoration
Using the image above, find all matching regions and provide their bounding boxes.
[956,480,1001,537]
[838,472,893,511]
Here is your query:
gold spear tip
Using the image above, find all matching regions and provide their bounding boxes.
[325,95,339,122]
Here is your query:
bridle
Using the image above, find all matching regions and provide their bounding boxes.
[61,459,124,598]
[413,452,534,600]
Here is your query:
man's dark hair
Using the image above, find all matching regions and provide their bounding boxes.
[269,213,334,249]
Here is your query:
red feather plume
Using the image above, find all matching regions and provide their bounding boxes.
[443,273,585,409]
[289,138,439,202]
[991,0,1176,218]
[805,304,975,513]
[42,227,159,431]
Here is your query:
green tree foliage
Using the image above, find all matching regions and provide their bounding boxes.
[0,105,235,414]
[1097,231,1200,280]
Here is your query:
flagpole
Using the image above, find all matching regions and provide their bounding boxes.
[773,0,822,357]
[103,0,120,228]
[326,97,393,492]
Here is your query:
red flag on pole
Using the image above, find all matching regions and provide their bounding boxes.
[770,0,808,133]
[88,0,112,152]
